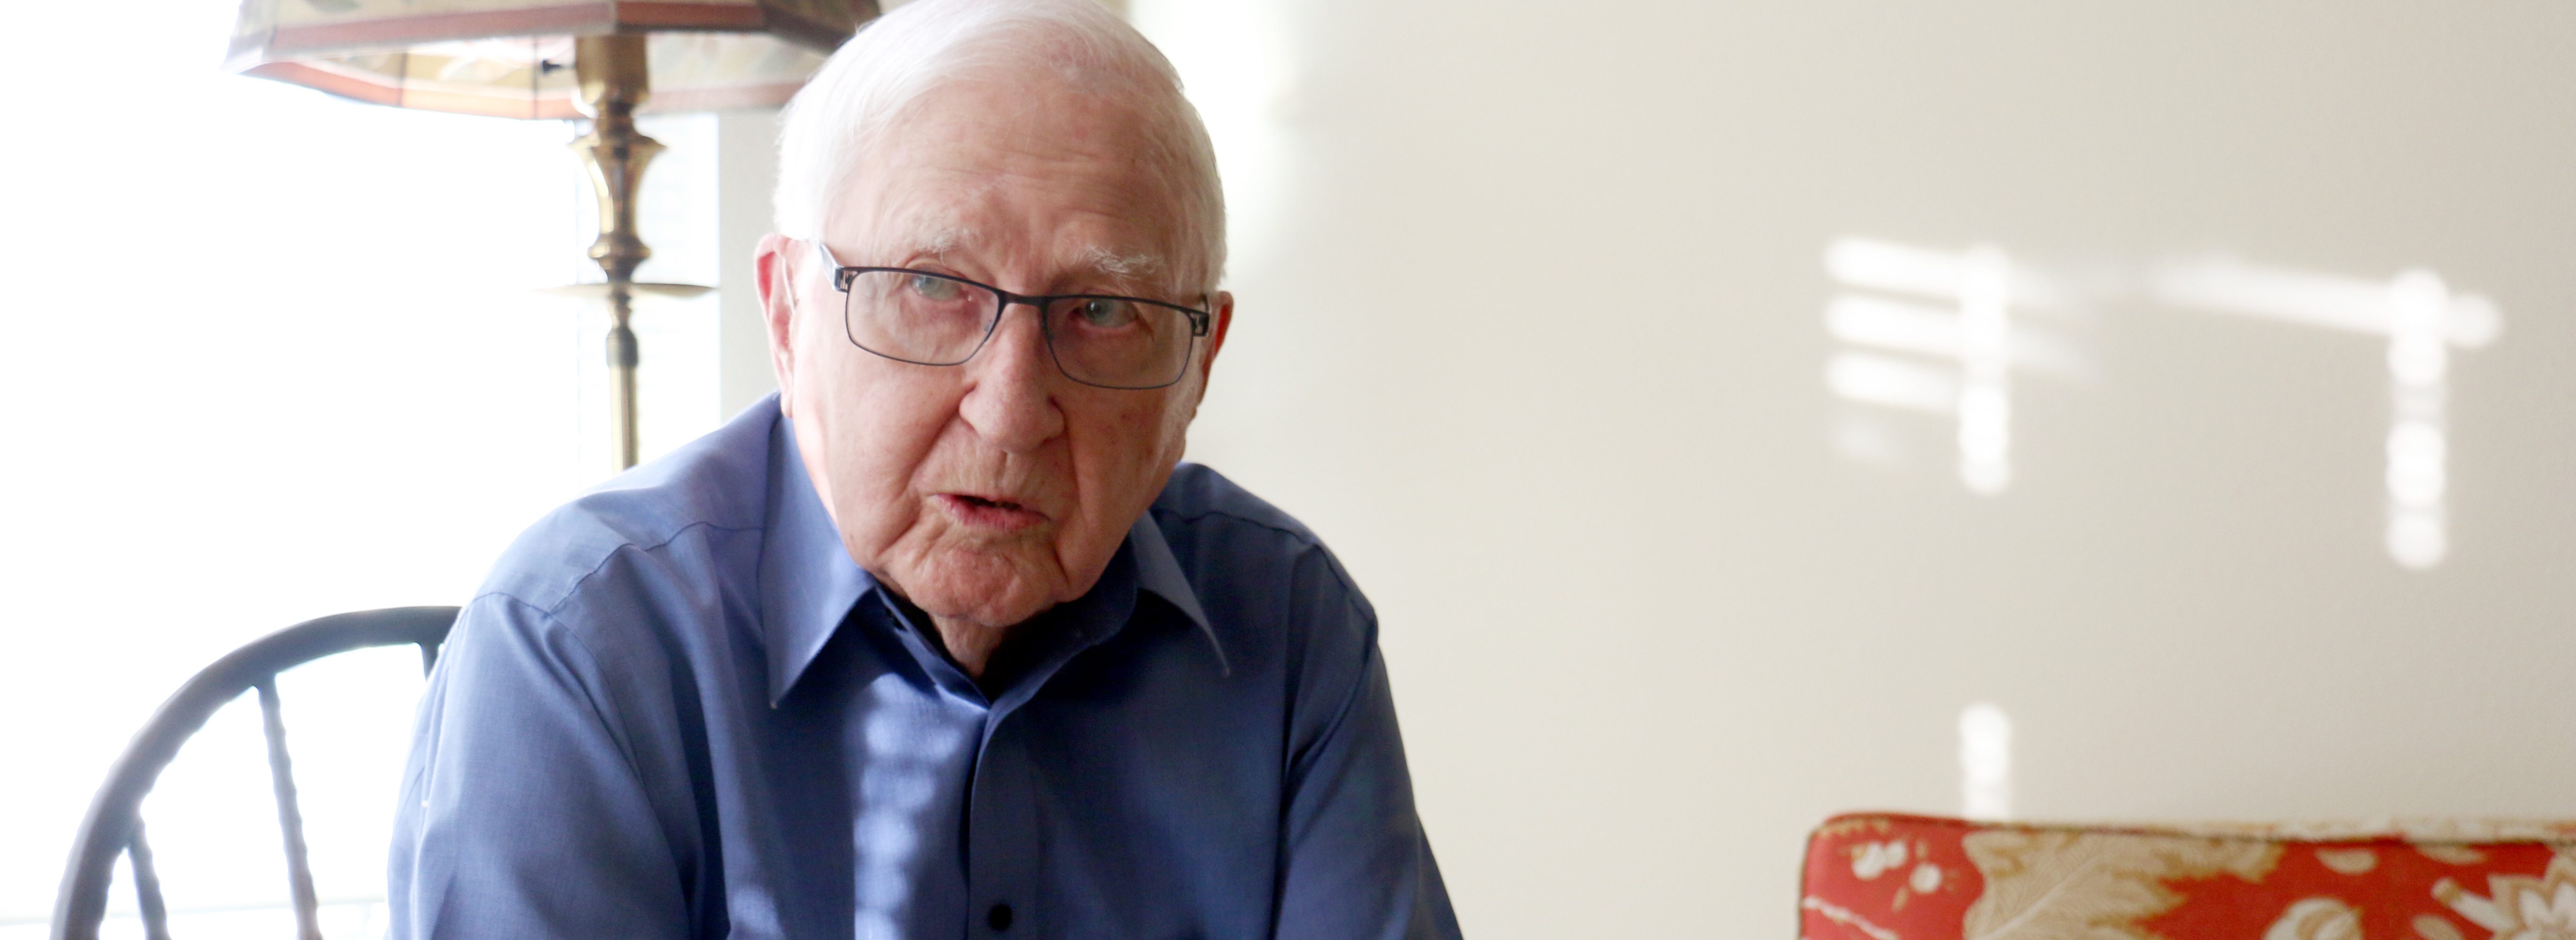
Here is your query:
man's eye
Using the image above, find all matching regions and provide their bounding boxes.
[906,274,962,302]
[1076,299,1139,328]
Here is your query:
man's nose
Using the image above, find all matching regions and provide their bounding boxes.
[957,302,1065,453]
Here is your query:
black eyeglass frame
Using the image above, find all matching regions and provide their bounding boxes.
[815,241,1214,391]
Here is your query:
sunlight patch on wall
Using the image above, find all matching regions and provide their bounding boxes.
[1959,703,2013,821]
[1823,238,2091,495]
[1823,235,2504,571]
[2154,258,2502,570]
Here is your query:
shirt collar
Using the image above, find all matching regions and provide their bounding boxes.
[1126,510,1228,675]
[756,410,876,707]
[756,405,1229,707]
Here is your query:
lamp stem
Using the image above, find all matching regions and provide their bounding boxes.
[572,34,660,470]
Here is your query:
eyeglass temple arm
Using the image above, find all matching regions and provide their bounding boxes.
[812,239,852,289]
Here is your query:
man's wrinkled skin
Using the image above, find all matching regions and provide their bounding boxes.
[755,66,1234,677]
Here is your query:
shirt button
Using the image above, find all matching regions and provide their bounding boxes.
[987,903,1014,932]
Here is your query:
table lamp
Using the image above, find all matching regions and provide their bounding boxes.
[226,0,881,469]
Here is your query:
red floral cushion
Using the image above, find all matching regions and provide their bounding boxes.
[1801,813,2576,940]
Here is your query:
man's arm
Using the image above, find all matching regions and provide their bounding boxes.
[1272,553,1464,940]
[389,593,696,940]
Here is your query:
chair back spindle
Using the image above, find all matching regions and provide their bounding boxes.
[50,607,459,940]
[124,821,168,940]
[255,680,323,940]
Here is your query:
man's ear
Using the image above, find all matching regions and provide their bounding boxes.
[1195,290,1235,391]
[756,233,801,417]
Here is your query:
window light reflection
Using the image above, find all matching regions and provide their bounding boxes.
[1822,237,2088,496]
[2154,258,2502,570]
[1959,703,2012,821]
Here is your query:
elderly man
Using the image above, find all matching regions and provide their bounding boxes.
[387,1,1457,938]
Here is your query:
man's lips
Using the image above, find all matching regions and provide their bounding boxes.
[933,492,1049,530]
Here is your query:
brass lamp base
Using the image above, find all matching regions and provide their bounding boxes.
[571,34,659,470]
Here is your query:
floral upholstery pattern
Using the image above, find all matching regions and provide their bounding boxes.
[1802,813,2576,940]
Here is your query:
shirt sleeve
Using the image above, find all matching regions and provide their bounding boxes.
[388,592,697,940]
[1271,552,1464,940]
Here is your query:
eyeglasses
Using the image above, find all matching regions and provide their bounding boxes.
[814,241,1212,390]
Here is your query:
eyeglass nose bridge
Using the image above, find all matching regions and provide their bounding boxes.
[961,291,1212,364]
[874,292,1090,381]
[972,294,1209,389]
[980,294,1058,354]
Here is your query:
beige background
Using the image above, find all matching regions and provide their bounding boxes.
[714,2,2576,936]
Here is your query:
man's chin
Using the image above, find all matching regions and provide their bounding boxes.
[895,553,1064,628]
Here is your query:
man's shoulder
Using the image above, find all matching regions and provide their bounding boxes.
[478,402,779,618]
[1154,463,1329,538]
[1150,463,1323,546]
[1150,463,1372,623]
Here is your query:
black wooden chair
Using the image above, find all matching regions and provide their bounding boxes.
[50,606,459,940]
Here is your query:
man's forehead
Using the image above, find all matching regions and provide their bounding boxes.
[840,166,1182,284]
[829,72,1197,272]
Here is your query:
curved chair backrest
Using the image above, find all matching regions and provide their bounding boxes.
[51,606,459,940]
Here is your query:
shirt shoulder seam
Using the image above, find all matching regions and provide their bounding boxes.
[1149,505,1372,624]
[1151,505,1323,548]
[499,518,764,620]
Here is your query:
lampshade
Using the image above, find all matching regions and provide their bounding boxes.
[226,0,879,119]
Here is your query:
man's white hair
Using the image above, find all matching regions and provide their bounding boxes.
[773,0,1227,288]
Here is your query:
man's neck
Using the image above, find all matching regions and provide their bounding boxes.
[931,613,1011,680]
[881,590,1017,687]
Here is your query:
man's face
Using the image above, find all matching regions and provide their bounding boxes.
[758,72,1232,630]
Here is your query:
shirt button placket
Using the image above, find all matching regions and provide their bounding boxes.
[969,718,1039,936]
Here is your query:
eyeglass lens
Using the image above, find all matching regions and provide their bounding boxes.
[842,270,1196,389]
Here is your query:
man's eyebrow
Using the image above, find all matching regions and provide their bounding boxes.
[1081,246,1163,282]
[874,224,1169,287]
[883,220,974,260]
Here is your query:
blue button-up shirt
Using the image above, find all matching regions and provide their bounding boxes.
[388,397,1459,940]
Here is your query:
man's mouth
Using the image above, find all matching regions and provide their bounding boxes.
[934,493,1047,530]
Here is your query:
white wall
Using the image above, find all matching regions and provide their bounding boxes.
[718,109,786,418]
[704,3,2576,937]
[1144,1,2576,937]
